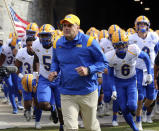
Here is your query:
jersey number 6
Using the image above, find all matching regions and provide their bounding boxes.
[121,64,130,76]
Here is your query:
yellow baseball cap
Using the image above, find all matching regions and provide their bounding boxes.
[60,14,80,26]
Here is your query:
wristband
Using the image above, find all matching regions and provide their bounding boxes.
[33,72,39,79]
[18,73,24,79]
[97,73,102,78]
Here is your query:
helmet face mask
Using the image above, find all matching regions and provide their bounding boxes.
[113,42,128,55]
[39,33,53,48]
[135,16,150,32]
[137,22,148,33]
[26,30,36,41]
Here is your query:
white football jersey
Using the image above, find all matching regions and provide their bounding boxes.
[16,47,34,75]
[105,44,141,79]
[1,44,15,66]
[32,40,53,79]
[100,38,114,53]
[129,32,159,70]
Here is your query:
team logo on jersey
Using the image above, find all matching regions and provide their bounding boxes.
[76,44,82,47]
[134,41,137,43]
[7,52,11,54]
[22,57,25,60]
[46,50,48,53]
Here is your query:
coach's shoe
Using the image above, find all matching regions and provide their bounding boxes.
[146,115,153,123]
[136,121,143,131]
[35,122,41,129]
[50,109,58,124]
[24,110,32,121]
[112,120,119,127]
[142,111,147,122]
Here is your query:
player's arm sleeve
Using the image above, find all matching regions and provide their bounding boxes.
[138,51,151,74]
[88,39,108,74]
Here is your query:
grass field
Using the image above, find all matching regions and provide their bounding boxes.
[1,120,159,131]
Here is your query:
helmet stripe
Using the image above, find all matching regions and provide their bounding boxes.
[118,30,121,41]
[42,24,46,32]
[143,16,145,21]
[26,75,29,92]
[114,25,116,31]
[30,23,33,30]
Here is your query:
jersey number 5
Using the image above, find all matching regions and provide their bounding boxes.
[43,56,51,71]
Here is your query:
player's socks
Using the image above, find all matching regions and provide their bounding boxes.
[123,112,139,131]
[35,107,42,122]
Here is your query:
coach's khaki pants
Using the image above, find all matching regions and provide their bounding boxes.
[61,89,101,131]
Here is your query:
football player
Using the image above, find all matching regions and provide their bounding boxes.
[14,34,43,129]
[100,24,120,126]
[129,15,159,130]
[32,24,64,131]
[0,36,19,114]
[105,29,152,131]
